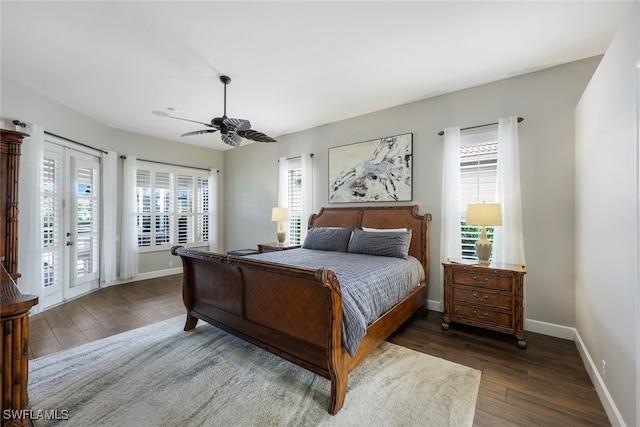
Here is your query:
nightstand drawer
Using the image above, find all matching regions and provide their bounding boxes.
[453,305,511,327]
[452,271,512,291]
[452,287,512,309]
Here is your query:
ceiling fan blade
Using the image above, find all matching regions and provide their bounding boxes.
[223,117,251,132]
[169,115,217,128]
[221,133,241,147]
[181,129,218,137]
[239,129,277,143]
[230,132,243,145]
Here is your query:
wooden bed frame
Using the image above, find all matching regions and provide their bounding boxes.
[171,205,431,414]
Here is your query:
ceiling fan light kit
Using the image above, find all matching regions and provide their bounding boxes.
[156,75,276,147]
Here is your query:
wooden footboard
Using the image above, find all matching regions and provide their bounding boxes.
[172,246,351,413]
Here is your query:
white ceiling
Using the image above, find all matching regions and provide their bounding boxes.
[1,1,634,151]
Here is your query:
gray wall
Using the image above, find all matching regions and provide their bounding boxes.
[225,57,601,329]
[1,75,225,277]
[223,141,278,248]
[575,3,639,425]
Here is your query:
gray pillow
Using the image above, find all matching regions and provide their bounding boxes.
[302,227,353,252]
[347,229,412,259]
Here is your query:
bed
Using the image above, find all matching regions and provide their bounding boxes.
[171,205,431,414]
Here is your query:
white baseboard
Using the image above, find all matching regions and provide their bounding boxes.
[116,267,183,285]
[574,330,626,427]
[427,299,442,313]
[525,318,576,340]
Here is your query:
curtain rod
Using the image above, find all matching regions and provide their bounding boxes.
[44,131,109,154]
[279,153,315,161]
[438,116,524,136]
[42,129,217,172]
[119,155,218,172]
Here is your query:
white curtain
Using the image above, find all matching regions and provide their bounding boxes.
[300,153,313,242]
[440,126,462,262]
[208,168,219,252]
[277,157,289,207]
[17,122,44,313]
[100,150,118,286]
[493,116,526,266]
[277,157,290,244]
[119,155,138,280]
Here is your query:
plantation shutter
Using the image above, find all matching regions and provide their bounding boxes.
[41,151,62,293]
[177,174,194,244]
[136,170,152,247]
[287,157,302,245]
[196,176,210,243]
[154,171,174,246]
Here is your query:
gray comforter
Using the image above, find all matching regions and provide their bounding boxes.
[245,248,425,356]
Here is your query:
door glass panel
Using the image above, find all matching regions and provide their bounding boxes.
[71,158,99,288]
[41,149,63,302]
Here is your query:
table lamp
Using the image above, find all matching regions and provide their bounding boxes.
[466,203,502,264]
[271,207,289,245]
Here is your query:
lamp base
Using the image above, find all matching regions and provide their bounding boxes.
[475,240,492,264]
[475,226,492,265]
[276,230,286,246]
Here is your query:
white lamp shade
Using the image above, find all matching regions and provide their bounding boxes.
[466,203,502,226]
[271,207,289,222]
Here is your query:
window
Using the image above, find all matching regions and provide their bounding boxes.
[135,162,210,251]
[287,157,303,245]
[278,154,312,246]
[460,132,498,260]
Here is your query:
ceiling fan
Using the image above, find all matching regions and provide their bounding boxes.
[153,75,276,147]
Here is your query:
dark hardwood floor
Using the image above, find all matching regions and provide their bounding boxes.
[29,274,610,426]
[28,275,185,359]
[389,315,610,426]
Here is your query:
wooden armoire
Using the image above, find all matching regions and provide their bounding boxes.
[1,129,38,427]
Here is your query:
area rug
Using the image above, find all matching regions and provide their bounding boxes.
[28,316,481,426]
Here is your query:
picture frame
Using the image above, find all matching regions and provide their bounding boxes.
[328,133,413,203]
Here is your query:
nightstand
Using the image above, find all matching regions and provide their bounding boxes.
[257,242,301,253]
[442,260,527,349]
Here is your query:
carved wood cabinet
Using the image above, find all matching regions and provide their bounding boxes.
[1,129,38,427]
[442,261,526,349]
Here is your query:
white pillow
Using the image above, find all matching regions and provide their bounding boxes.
[362,226,408,233]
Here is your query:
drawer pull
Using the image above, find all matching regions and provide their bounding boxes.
[472,276,489,284]
[473,310,489,318]
[472,292,489,301]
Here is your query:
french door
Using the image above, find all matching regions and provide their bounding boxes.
[41,138,101,308]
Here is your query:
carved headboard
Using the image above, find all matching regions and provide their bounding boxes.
[308,205,431,276]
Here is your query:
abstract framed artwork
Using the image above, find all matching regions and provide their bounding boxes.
[328,133,413,203]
